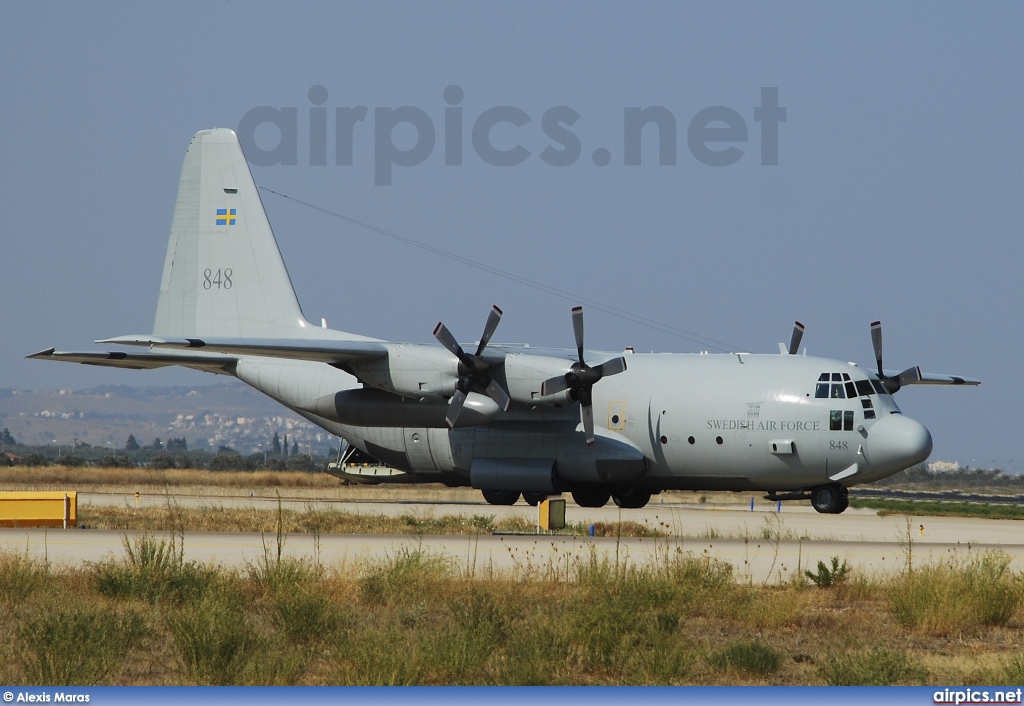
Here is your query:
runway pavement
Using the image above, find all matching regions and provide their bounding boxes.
[2,492,1022,580]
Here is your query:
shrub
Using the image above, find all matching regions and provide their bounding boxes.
[806,556,851,588]
[0,551,47,603]
[818,648,926,685]
[164,594,260,685]
[890,552,1023,632]
[149,453,177,470]
[708,639,784,677]
[1003,653,1024,683]
[208,453,251,471]
[93,534,219,604]
[17,605,146,685]
[359,547,454,604]
[273,588,345,645]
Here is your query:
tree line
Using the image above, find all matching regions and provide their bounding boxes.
[0,427,341,472]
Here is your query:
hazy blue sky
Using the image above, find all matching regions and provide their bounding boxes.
[1,2,1021,469]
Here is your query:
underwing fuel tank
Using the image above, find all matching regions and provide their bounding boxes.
[307,388,501,428]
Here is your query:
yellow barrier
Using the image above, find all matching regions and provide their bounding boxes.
[539,498,566,531]
[0,491,78,528]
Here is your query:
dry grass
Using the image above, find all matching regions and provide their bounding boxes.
[76,504,661,538]
[0,466,752,505]
[2,543,1023,685]
[0,465,342,491]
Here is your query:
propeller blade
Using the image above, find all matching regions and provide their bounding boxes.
[898,366,923,387]
[571,306,585,363]
[433,322,465,360]
[870,321,884,377]
[540,374,570,397]
[475,305,503,356]
[789,321,805,355]
[484,378,512,412]
[593,356,627,378]
[445,389,467,429]
[581,402,595,446]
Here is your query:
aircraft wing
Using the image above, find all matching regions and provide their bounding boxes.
[27,348,237,375]
[97,336,390,365]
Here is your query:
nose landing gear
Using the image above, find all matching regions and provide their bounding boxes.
[810,484,849,514]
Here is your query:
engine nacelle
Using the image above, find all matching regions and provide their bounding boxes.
[307,387,501,428]
[501,352,575,405]
[348,345,459,399]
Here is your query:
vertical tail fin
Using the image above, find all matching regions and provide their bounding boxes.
[153,128,316,339]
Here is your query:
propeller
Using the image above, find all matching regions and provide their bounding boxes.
[540,306,627,446]
[870,320,922,394]
[433,305,511,428]
[788,321,805,355]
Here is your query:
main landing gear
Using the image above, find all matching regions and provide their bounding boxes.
[810,484,849,514]
[611,489,652,509]
[571,490,611,508]
[480,489,520,506]
[480,488,654,509]
[570,489,652,508]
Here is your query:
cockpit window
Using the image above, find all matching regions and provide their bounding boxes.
[818,372,893,401]
[855,379,874,397]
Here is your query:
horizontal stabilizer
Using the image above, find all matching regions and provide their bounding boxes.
[97,335,389,365]
[27,348,236,375]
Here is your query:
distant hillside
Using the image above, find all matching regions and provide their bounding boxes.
[0,383,334,454]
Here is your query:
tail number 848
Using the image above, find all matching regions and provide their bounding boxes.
[203,268,233,290]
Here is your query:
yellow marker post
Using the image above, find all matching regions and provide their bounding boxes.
[919,524,924,536]
[539,498,566,531]
[135,492,140,503]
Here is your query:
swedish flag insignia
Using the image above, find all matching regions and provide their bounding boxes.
[216,208,237,226]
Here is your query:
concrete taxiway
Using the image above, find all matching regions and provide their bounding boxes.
[2,493,1022,580]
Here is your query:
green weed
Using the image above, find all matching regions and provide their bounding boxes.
[273,588,346,645]
[818,648,927,685]
[93,533,219,603]
[359,546,454,604]
[805,556,851,588]
[0,551,48,602]
[164,593,261,684]
[708,639,784,677]
[17,605,146,685]
[890,551,1023,632]
[851,498,1024,520]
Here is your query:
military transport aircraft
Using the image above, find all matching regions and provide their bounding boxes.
[30,128,980,513]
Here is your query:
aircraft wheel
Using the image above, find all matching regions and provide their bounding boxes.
[810,484,848,514]
[481,489,521,506]
[835,491,850,514]
[612,489,652,509]
[522,492,549,506]
[571,490,611,508]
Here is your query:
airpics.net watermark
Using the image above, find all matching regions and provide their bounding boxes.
[237,85,786,185]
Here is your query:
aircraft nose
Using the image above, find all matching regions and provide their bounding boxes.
[868,414,932,471]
